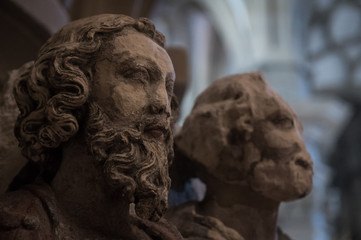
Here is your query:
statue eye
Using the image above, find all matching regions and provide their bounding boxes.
[270,115,294,129]
[122,66,150,82]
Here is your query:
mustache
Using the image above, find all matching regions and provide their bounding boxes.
[86,115,171,164]
[138,113,170,130]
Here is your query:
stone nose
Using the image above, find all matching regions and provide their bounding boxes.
[147,86,170,115]
[148,104,167,115]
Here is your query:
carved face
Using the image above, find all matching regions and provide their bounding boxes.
[93,29,175,128]
[89,29,175,220]
[244,87,313,202]
[177,74,313,202]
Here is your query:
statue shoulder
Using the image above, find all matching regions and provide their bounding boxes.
[0,188,54,239]
[130,214,183,240]
[166,202,245,240]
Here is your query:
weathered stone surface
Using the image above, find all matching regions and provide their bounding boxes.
[168,73,313,240]
[0,14,181,240]
[0,64,29,193]
[167,203,245,240]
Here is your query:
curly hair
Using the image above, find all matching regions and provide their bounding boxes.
[13,14,166,166]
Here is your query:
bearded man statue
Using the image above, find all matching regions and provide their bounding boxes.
[0,14,182,240]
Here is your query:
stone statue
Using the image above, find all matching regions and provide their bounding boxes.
[167,73,313,240]
[0,64,29,193]
[0,14,182,240]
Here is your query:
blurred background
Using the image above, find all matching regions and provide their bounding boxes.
[0,0,360,239]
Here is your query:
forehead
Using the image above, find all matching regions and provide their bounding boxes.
[249,84,297,120]
[109,29,174,73]
[213,77,297,119]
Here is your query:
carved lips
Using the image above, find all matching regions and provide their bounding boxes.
[143,124,168,139]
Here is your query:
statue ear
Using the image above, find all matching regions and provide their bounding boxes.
[170,93,180,126]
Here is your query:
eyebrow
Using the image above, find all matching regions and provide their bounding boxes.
[114,55,174,83]
[166,72,175,82]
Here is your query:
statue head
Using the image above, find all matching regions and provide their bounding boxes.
[13,14,176,221]
[176,73,313,202]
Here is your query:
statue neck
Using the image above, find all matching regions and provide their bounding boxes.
[50,138,135,239]
[198,176,280,240]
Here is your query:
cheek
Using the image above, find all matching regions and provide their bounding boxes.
[262,129,300,149]
[249,160,313,201]
[112,82,147,116]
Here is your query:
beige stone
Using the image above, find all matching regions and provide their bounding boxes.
[0,64,29,193]
[0,14,181,240]
[168,72,313,240]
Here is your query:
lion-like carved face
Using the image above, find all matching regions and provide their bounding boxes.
[177,73,313,202]
[245,88,313,202]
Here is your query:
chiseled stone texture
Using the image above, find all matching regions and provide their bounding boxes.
[168,72,313,240]
[0,64,29,193]
[0,14,181,240]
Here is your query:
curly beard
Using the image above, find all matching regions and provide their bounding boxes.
[84,103,172,221]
